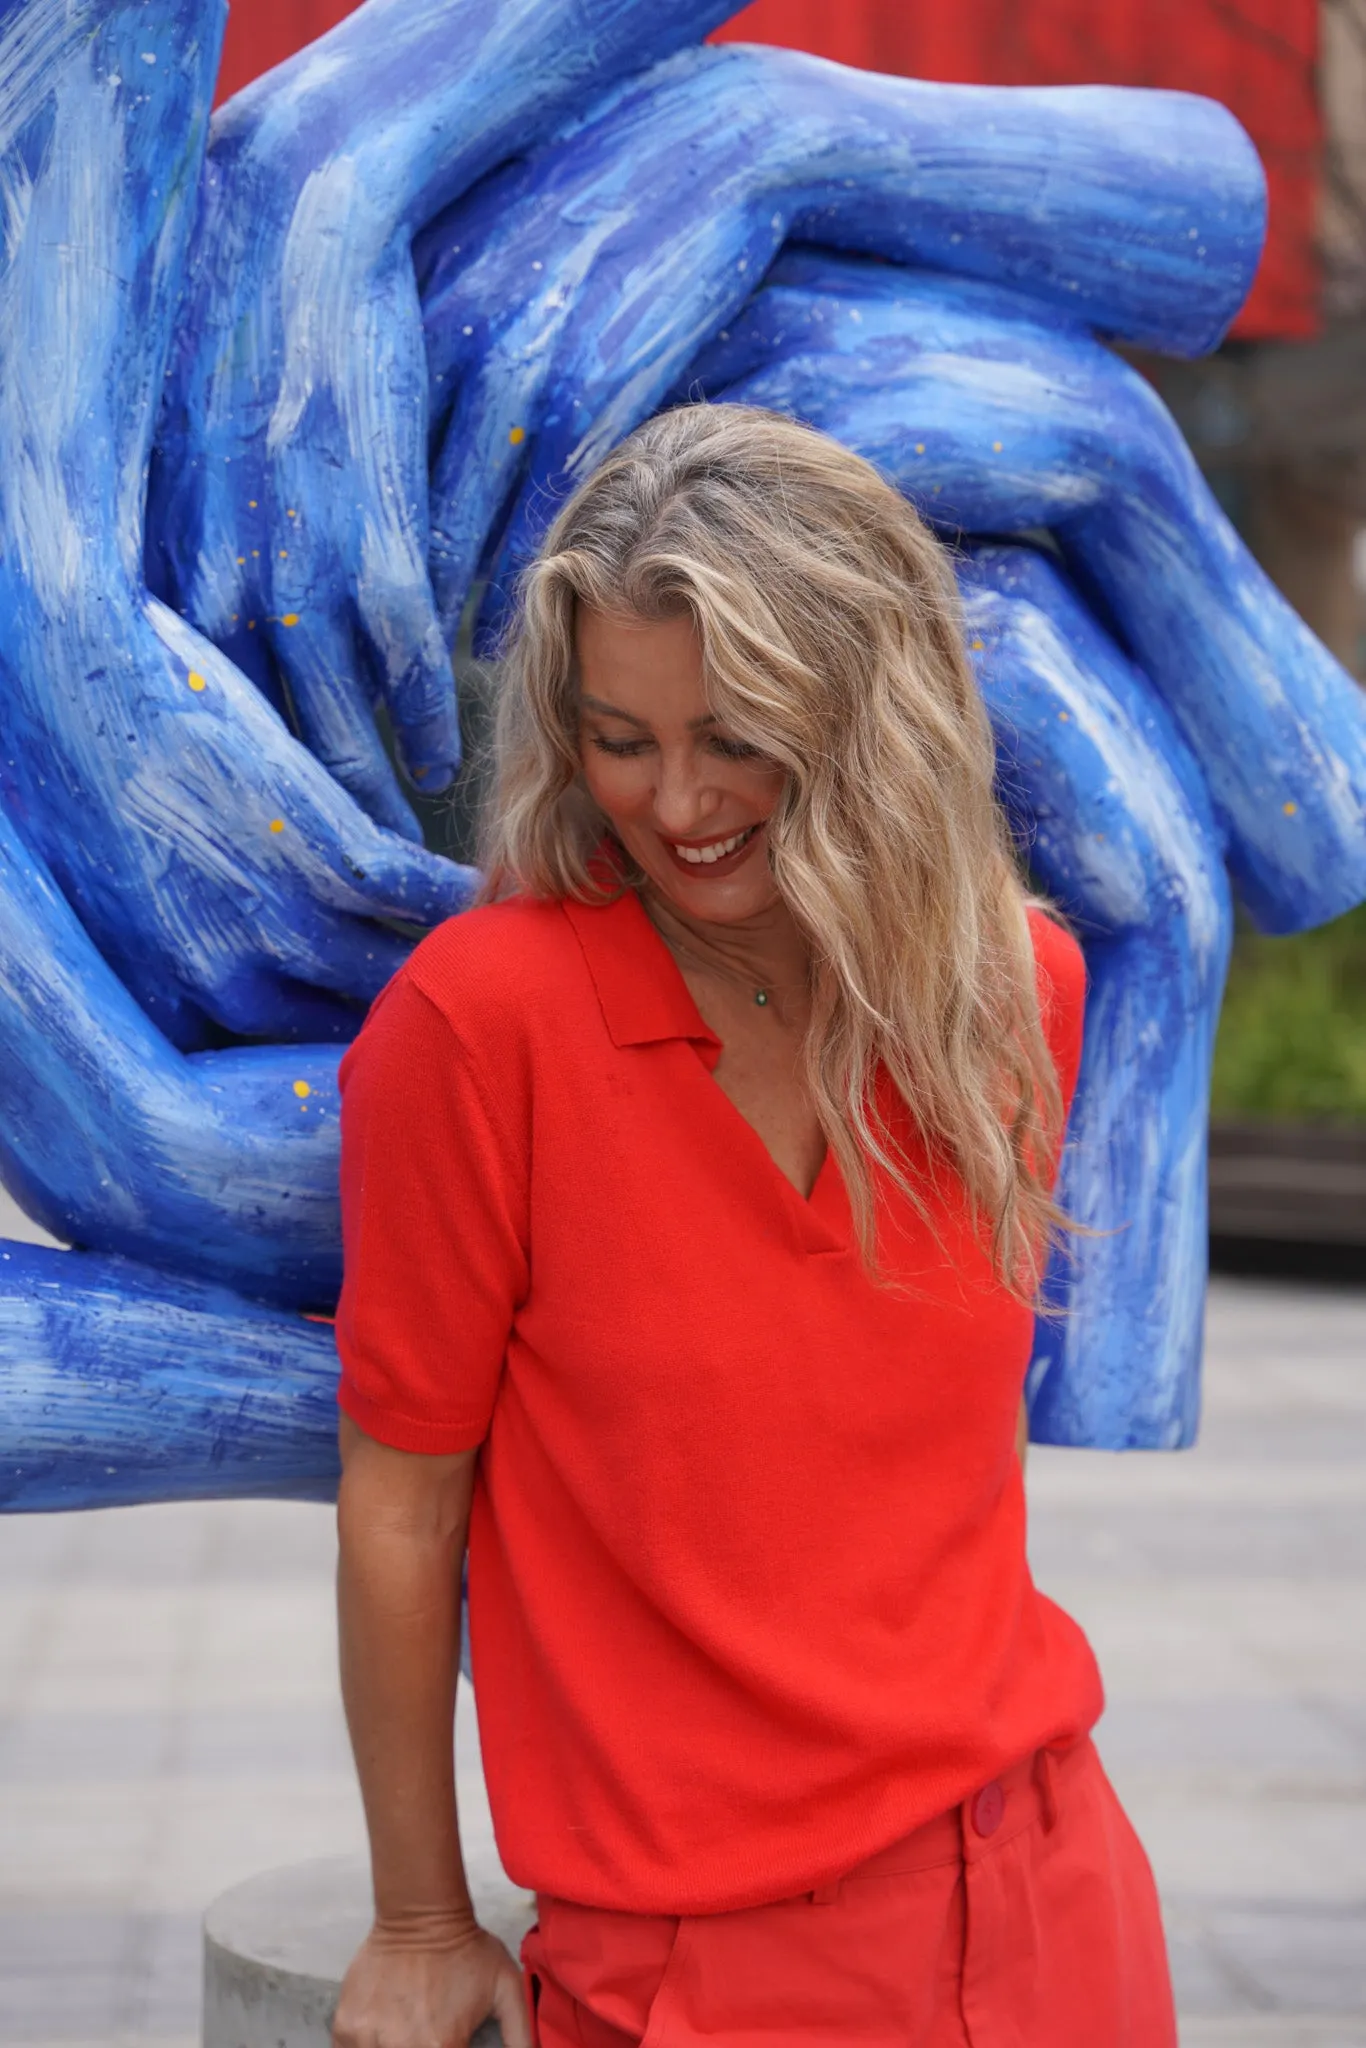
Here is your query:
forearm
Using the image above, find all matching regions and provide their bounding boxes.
[337,1432,476,1928]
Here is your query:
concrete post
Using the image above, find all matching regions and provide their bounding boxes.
[202,1855,536,2047]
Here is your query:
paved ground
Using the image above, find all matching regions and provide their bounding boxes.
[1,1183,1362,2045]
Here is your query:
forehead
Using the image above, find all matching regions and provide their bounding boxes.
[575,607,709,723]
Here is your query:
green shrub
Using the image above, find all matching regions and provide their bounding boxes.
[1211,902,1366,1122]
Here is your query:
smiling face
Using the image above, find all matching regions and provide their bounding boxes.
[575,605,787,925]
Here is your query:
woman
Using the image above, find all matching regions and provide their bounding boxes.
[331,406,1176,2048]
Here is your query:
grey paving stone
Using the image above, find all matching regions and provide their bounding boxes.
[1209,1902,1366,2012]
[0,1910,199,2040]
[0,1703,352,1783]
[1029,1501,1366,1579]
[1096,1697,1366,1781]
[1181,2020,1366,2045]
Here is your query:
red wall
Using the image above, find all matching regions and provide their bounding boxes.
[215,0,360,103]
[713,0,1321,338]
[216,0,1321,339]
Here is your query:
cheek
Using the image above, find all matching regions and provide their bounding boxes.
[579,749,647,821]
[738,761,788,817]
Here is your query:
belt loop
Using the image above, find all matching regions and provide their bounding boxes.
[1033,1747,1059,1833]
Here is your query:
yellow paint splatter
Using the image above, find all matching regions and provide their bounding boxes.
[509,425,526,445]
[248,499,258,509]
[293,1080,311,1099]
[1283,799,1298,816]
[269,819,285,835]
[971,639,984,651]
[279,549,288,559]
[915,443,925,454]
[187,672,207,693]
[287,508,297,518]
[236,556,245,565]
[247,620,256,631]
[281,612,299,627]
[992,440,1004,453]
[251,549,259,558]
[1057,710,1071,721]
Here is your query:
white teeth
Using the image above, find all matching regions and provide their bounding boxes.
[672,825,755,866]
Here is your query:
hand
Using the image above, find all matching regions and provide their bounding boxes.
[0,794,348,1307]
[693,249,1366,937]
[149,0,736,829]
[333,1919,531,2048]
[0,0,474,1047]
[418,40,1262,645]
[958,544,1232,1451]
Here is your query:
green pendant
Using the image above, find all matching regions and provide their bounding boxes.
[754,989,769,1007]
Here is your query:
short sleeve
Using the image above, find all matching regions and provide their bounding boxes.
[336,970,529,1454]
[1028,907,1086,1121]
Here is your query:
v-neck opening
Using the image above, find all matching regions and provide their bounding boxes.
[622,898,845,1243]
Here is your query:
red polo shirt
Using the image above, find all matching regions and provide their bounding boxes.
[336,886,1102,1914]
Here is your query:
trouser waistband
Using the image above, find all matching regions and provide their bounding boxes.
[807,1735,1088,1903]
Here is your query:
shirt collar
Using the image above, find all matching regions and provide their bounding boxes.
[561,885,722,1056]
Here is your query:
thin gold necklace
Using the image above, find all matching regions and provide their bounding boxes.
[642,896,798,1012]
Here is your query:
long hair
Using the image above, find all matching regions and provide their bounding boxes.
[480,403,1068,1297]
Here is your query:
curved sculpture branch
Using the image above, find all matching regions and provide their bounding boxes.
[0,799,343,1307]
[419,41,1264,647]
[0,1242,339,1512]
[688,252,1366,935]
[959,548,1233,1447]
[0,0,474,1048]
[148,0,739,830]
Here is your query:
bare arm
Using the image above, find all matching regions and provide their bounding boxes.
[332,1414,529,2048]
[1016,1397,1029,1472]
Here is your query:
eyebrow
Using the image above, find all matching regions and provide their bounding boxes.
[579,693,718,732]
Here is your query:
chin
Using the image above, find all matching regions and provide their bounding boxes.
[653,866,779,925]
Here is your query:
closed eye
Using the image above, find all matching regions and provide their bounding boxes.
[708,735,765,760]
[589,734,653,758]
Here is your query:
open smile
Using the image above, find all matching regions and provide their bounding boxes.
[662,821,763,878]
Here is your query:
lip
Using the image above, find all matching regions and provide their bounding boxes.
[659,820,765,881]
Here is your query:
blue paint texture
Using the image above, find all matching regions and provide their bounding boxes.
[684,254,1366,934]
[0,0,477,1051]
[960,547,1232,1449]
[148,0,742,831]
[0,0,1362,1505]
[0,797,342,1308]
[419,44,1264,649]
[0,1242,339,1511]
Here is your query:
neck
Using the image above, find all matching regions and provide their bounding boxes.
[641,884,810,999]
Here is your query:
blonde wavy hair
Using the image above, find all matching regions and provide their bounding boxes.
[480,403,1069,1298]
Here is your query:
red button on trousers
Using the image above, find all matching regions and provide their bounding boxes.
[521,1738,1176,2048]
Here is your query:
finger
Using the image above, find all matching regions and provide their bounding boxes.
[344,833,482,929]
[425,356,535,648]
[490,1952,534,2048]
[961,543,1231,1451]
[356,572,462,794]
[266,602,424,841]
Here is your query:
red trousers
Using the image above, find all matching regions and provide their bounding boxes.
[521,1738,1176,2047]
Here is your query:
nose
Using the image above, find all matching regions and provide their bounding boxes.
[651,746,722,839]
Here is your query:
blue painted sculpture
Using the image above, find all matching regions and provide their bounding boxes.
[418,44,1264,651]
[0,0,476,1051]
[148,0,742,834]
[1,0,1363,1508]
